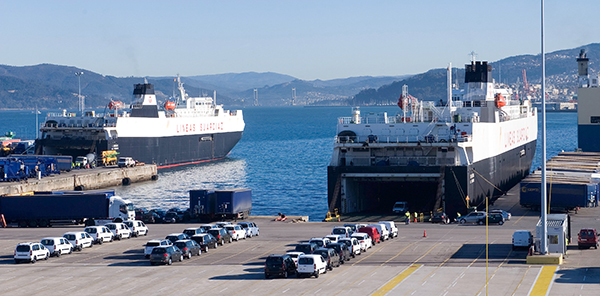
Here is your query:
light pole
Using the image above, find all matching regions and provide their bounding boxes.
[75,72,84,114]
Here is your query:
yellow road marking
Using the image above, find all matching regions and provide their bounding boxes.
[529,266,558,296]
[513,209,530,224]
[510,266,531,296]
[370,264,422,296]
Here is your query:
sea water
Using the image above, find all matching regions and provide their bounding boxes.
[0,107,578,220]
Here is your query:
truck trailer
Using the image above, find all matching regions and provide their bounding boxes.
[0,191,134,227]
[189,188,252,221]
[520,176,599,212]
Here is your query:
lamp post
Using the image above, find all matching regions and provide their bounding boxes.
[75,72,84,114]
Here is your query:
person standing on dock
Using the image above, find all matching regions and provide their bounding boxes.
[405,211,410,224]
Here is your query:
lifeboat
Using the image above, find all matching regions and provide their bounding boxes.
[108,101,124,110]
[164,101,176,110]
[494,93,506,108]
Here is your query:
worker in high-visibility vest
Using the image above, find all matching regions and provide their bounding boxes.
[405,211,410,224]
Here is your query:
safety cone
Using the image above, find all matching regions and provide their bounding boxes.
[423,230,427,238]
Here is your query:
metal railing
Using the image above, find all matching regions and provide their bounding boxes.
[342,156,457,167]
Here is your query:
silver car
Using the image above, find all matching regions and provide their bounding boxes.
[458,211,487,224]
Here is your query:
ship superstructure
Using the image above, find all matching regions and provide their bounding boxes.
[576,49,600,152]
[327,61,538,217]
[36,76,244,168]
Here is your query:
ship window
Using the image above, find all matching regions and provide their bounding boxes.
[591,116,600,123]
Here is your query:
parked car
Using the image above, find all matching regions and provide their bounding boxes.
[215,222,232,228]
[145,239,173,258]
[332,226,352,238]
[490,209,512,221]
[328,242,351,263]
[14,242,50,263]
[124,220,149,237]
[63,231,94,251]
[309,237,332,248]
[163,211,181,223]
[150,246,183,265]
[84,226,114,244]
[512,231,533,250]
[224,225,246,241]
[431,212,450,224]
[264,254,297,278]
[199,224,217,232]
[325,234,341,244]
[191,234,218,252]
[183,227,205,237]
[286,251,305,268]
[459,211,487,224]
[105,222,132,240]
[379,221,398,238]
[351,232,372,251]
[339,237,361,257]
[367,223,389,241]
[313,248,339,270]
[392,201,408,214]
[118,157,135,168]
[165,233,190,244]
[40,237,73,257]
[238,221,260,237]
[578,228,599,249]
[357,226,381,244]
[295,242,318,254]
[297,254,327,278]
[174,240,202,259]
[343,224,362,234]
[477,213,505,225]
[208,228,232,245]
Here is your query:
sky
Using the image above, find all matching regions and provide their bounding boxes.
[1,1,598,80]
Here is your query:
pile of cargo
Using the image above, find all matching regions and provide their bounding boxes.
[0,155,72,182]
[520,151,600,212]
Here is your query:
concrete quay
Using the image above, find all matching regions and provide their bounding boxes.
[0,185,598,295]
[0,164,157,196]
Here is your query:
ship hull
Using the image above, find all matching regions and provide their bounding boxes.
[36,131,243,168]
[327,140,536,218]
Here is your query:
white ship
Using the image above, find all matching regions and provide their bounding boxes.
[327,60,538,218]
[36,76,244,168]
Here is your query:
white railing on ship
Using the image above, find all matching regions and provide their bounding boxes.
[341,156,457,167]
[334,134,471,144]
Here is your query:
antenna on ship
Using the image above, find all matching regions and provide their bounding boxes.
[469,51,478,64]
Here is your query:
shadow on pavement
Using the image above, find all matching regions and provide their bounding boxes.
[555,267,600,284]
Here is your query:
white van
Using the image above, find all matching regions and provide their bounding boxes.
[379,221,398,238]
[297,254,328,278]
[512,230,533,250]
[368,223,390,241]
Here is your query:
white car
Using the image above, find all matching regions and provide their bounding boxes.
[144,239,173,258]
[84,226,114,244]
[379,221,398,238]
[309,237,332,248]
[40,237,73,257]
[351,232,372,251]
[215,222,232,228]
[14,242,50,263]
[199,224,217,232]
[118,157,136,168]
[63,231,94,251]
[286,251,305,268]
[106,222,132,240]
[339,237,361,257]
[325,234,342,243]
[224,225,246,241]
[124,220,149,237]
[332,226,352,238]
[238,222,259,237]
[368,224,389,241]
[297,254,328,278]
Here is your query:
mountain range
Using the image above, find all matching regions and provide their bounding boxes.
[1,43,598,109]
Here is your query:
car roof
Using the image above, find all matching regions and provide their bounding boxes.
[287,251,304,255]
[17,242,38,246]
[148,239,169,243]
[299,254,322,258]
[41,237,64,240]
[63,231,85,234]
[175,239,193,243]
[192,233,210,237]
[167,233,185,236]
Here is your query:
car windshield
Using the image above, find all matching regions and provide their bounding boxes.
[151,248,167,254]
[314,251,327,258]
[107,224,116,229]
[581,230,595,237]
[266,257,283,264]
[298,257,313,264]
[16,245,30,252]
[174,242,187,248]
[295,245,311,253]
[311,240,324,247]
[146,242,160,247]
[333,229,346,234]
[40,239,54,245]
[86,228,97,233]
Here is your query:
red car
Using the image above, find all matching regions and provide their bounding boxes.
[578,228,599,249]
[357,226,381,244]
